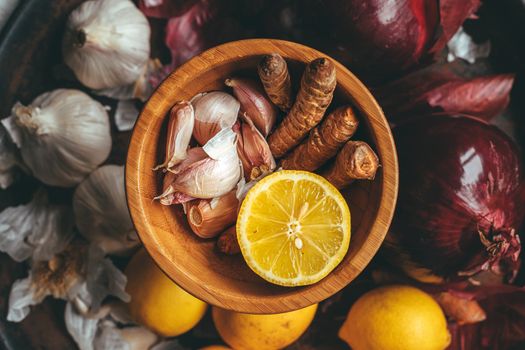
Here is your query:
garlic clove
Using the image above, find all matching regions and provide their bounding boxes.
[234,117,276,181]
[191,91,240,145]
[186,191,239,239]
[155,148,206,205]
[225,77,278,137]
[157,128,241,201]
[154,101,195,171]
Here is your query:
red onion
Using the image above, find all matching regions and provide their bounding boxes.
[303,0,480,80]
[375,64,515,124]
[387,115,525,284]
[165,0,243,68]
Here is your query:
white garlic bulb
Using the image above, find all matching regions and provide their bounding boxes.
[63,0,151,90]
[73,165,139,256]
[1,89,111,187]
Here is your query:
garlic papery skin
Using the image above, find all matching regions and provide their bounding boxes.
[8,241,130,323]
[158,128,241,202]
[191,91,240,145]
[154,101,195,171]
[62,0,151,90]
[1,89,111,187]
[186,190,239,238]
[0,189,73,263]
[225,77,278,136]
[73,165,139,256]
[234,117,276,181]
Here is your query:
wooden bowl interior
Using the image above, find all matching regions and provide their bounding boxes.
[126,40,397,313]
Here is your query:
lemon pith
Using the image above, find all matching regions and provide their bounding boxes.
[237,170,351,286]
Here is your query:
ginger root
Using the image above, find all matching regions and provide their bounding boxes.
[322,141,379,189]
[268,57,336,158]
[217,226,240,255]
[258,53,292,112]
[281,106,358,171]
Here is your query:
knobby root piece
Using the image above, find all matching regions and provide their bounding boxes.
[281,106,358,171]
[268,57,337,158]
[434,292,486,325]
[322,141,379,189]
[257,53,292,112]
[217,226,240,255]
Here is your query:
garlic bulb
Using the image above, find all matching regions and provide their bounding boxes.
[1,89,111,187]
[96,58,162,102]
[73,165,139,256]
[63,0,150,90]
[0,189,73,263]
[0,124,23,189]
[157,128,241,203]
[192,91,240,145]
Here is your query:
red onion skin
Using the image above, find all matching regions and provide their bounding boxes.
[375,64,515,124]
[390,116,525,281]
[139,0,198,18]
[164,0,243,68]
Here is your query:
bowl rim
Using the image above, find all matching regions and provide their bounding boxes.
[126,38,399,313]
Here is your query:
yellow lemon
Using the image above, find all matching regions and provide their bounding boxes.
[339,285,451,350]
[237,170,351,286]
[125,249,207,337]
[212,304,317,350]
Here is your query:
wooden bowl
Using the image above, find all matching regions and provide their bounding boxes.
[126,39,398,314]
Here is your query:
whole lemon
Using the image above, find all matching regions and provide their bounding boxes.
[125,249,207,337]
[339,285,451,350]
[212,304,317,350]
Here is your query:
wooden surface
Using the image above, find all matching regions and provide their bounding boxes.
[126,39,399,314]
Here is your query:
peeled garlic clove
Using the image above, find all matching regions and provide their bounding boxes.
[73,165,139,256]
[62,0,151,90]
[1,89,111,187]
[225,77,278,136]
[161,128,241,200]
[154,101,194,171]
[186,191,239,239]
[191,91,240,145]
[234,117,276,181]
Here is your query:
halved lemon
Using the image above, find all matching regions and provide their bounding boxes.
[237,170,351,286]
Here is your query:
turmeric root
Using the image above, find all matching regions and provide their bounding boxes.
[322,141,379,189]
[257,53,292,112]
[268,57,336,158]
[281,106,358,171]
[217,226,240,255]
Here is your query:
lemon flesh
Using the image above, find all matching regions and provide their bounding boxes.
[237,170,351,286]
